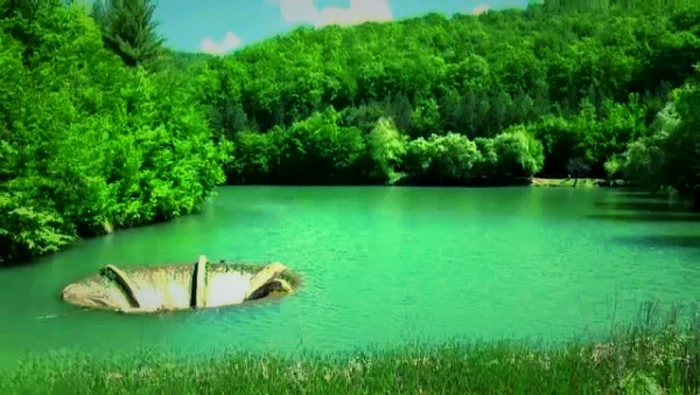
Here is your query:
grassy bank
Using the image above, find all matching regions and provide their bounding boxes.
[3,304,700,394]
[530,178,624,188]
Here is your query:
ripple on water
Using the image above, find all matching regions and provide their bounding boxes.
[0,187,699,364]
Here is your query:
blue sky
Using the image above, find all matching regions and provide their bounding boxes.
[152,0,527,54]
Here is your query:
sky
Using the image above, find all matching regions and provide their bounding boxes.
[153,0,528,55]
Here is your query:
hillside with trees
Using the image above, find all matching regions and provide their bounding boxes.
[1,0,700,264]
[212,3,699,184]
[208,0,699,202]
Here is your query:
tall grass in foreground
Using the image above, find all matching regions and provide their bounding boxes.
[3,303,700,394]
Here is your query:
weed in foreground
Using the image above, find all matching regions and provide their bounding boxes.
[2,302,700,394]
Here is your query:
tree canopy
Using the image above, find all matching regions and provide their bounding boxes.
[0,2,228,264]
[202,2,699,185]
[620,70,700,208]
[90,0,164,67]
[2,1,700,264]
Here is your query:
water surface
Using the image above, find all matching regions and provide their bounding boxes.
[1,187,699,367]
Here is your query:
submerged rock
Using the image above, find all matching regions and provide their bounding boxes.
[61,256,298,313]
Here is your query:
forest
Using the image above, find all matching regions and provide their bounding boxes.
[1,0,699,264]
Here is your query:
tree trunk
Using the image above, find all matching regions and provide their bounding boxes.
[694,191,700,211]
[573,177,578,188]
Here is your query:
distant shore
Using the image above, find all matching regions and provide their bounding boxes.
[387,175,626,188]
[229,177,628,188]
[529,177,626,188]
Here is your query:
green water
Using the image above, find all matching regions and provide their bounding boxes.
[1,187,699,367]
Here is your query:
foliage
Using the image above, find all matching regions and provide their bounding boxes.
[196,3,700,181]
[404,133,480,184]
[91,0,164,67]
[665,76,700,201]
[603,156,623,180]
[402,129,543,184]
[492,126,545,179]
[277,108,367,184]
[366,117,407,183]
[228,131,277,184]
[621,73,700,207]
[0,3,228,264]
[623,136,667,191]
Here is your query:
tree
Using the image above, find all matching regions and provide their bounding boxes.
[623,79,700,209]
[666,77,700,209]
[566,158,591,187]
[8,0,700,263]
[385,93,413,134]
[91,0,164,67]
[492,126,545,179]
[603,156,623,184]
[366,117,407,183]
[0,3,228,264]
[623,136,667,191]
[206,4,700,182]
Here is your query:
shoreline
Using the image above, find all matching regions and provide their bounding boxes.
[225,177,628,188]
[529,177,625,188]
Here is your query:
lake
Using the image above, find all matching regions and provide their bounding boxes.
[1,186,699,368]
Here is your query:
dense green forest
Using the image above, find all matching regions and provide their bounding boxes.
[213,2,700,188]
[0,1,231,264]
[1,0,699,264]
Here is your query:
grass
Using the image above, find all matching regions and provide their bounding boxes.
[3,303,700,394]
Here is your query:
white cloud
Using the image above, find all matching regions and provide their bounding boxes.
[276,0,320,24]
[274,0,393,27]
[471,4,489,15]
[200,31,243,55]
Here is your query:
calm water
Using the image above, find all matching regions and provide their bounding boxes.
[1,187,699,367]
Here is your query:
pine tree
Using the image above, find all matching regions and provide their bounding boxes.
[91,0,164,67]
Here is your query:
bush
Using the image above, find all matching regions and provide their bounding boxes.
[603,156,623,181]
[366,117,408,183]
[274,108,367,184]
[492,126,545,178]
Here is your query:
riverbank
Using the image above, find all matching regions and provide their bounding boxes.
[390,175,624,188]
[530,178,625,188]
[2,305,698,394]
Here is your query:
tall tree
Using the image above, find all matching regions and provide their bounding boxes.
[665,76,700,210]
[623,78,700,210]
[91,0,163,67]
